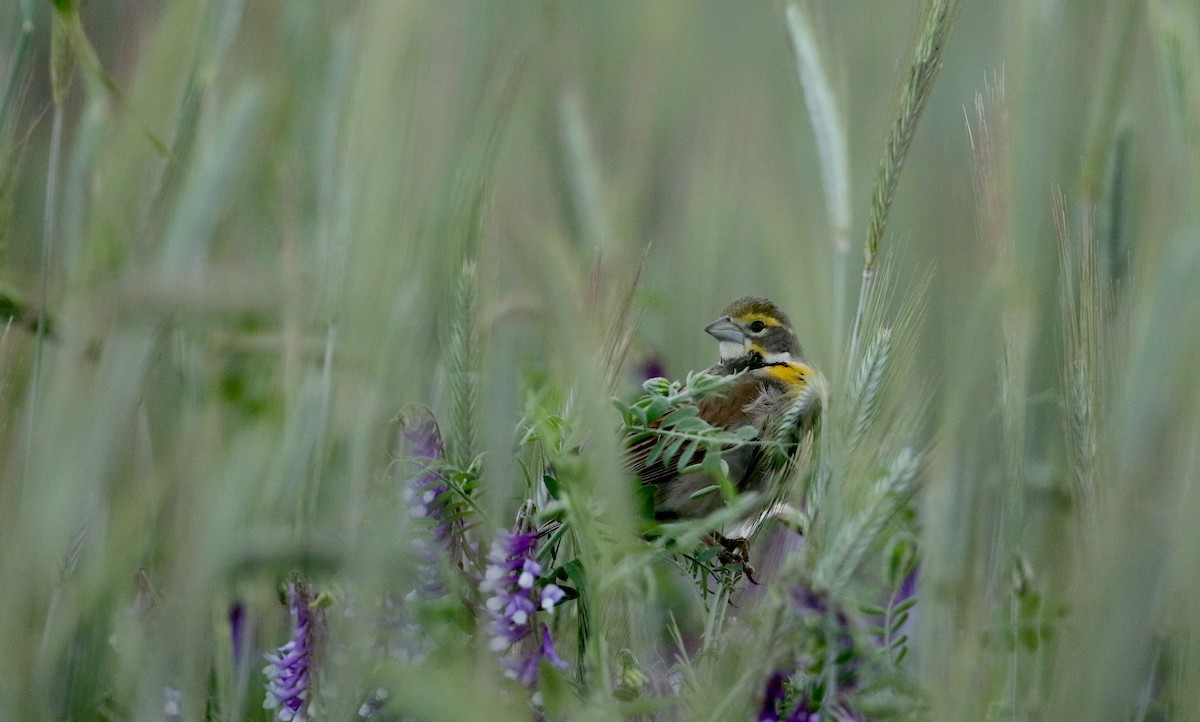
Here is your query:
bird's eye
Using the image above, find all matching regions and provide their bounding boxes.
[749,320,766,333]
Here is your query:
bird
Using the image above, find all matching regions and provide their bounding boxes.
[627,296,821,523]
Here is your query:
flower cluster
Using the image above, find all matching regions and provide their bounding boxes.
[757,670,814,722]
[480,526,567,687]
[264,580,323,722]
[758,676,867,722]
[756,585,865,722]
[401,412,463,598]
[757,669,870,722]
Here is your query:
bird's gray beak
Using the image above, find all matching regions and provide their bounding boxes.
[704,317,745,344]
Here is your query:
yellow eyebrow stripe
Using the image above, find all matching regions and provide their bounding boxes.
[737,313,783,327]
[765,362,811,387]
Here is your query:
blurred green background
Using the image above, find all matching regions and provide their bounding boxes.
[2,0,1199,720]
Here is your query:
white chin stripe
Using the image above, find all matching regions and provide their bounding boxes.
[762,351,792,364]
[718,341,745,360]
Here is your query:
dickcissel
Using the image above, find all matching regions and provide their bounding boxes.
[631,296,821,522]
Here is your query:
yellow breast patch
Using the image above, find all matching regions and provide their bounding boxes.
[764,362,811,388]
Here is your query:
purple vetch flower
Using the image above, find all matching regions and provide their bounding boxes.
[752,584,869,722]
[400,411,467,597]
[897,567,918,603]
[638,354,669,383]
[754,670,823,722]
[359,412,466,678]
[401,413,451,541]
[264,580,324,722]
[790,585,858,692]
[757,670,787,722]
[505,623,570,689]
[480,525,568,689]
[230,601,248,674]
[164,687,183,722]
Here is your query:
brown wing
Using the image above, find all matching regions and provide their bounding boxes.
[624,372,766,489]
[628,364,822,519]
[696,374,764,430]
[624,421,678,487]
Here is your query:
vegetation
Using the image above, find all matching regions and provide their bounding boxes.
[1,0,1198,720]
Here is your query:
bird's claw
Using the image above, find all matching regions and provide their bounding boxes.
[714,533,758,584]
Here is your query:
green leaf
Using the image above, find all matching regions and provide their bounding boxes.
[885,533,919,588]
[1018,585,1042,609]
[627,430,653,444]
[704,448,736,502]
[688,485,720,499]
[1019,626,1040,652]
[542,474,561,498]
[664,435,688,467]
[612,398,636,424]
[562,560,589,625]
[661,405,699,424]
[646,438,667,468]
[676,440,700,471]
[633,483,656,518]
[642,377,671,395]
[645,395,671,424]
[671,417,705,433]
[734,425,758,440]
[538,501,567,521]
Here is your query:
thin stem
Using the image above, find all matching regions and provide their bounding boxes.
[834,253,848,368]
[305,323,338,523]
[823,602,839,722]
[1080,0,1139,201]
[844,264,874,382]
[0,11,34,139]
[785,2,853,357]
[23,102,64,486]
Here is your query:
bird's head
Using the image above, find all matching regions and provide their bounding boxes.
[705,296,802,368]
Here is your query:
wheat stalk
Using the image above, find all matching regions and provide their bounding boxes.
[847,0,961,373]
